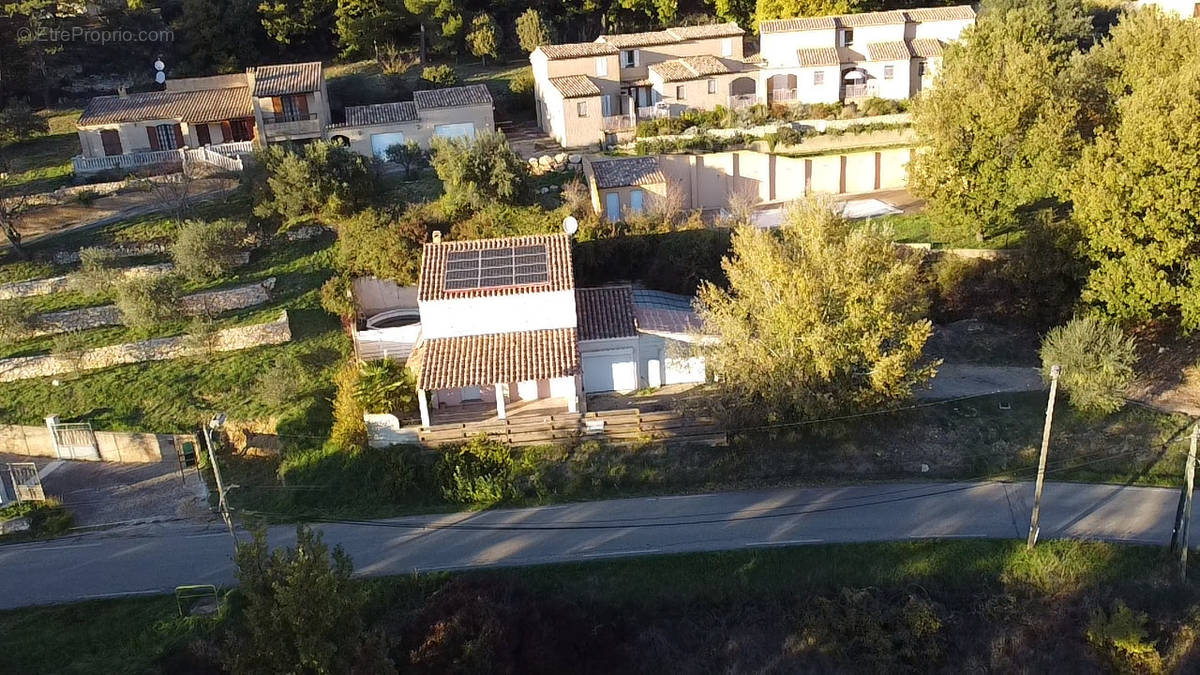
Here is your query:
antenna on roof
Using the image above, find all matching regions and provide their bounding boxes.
[153,57,166,85]
[562,216,579,237]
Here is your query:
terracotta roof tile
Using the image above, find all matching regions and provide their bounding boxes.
[665,22,745,40]
[416,328,580,390]
[252,62,323,96]
[413,84,493,109]
[537,42,619,59]
[840,10,906,26]
[344,101,417,126]
[576,287,636,341]
[904,5,976,22]
[649,55,733,82]
[78,87,251,126]
[548,75,601,99]
[418,234,574,302]
[589,156,665,189]
[759,16,836,33]
[909,38,946,58]
[866,40,913,61]
[796,47,840,67]
[600,30,675,48]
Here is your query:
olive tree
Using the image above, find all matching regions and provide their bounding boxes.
[1040,316,1137,416]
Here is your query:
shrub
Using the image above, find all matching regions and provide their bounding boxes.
[794,588,945,671]
[0,302,32,343]
[0,499,73,538]
[69,247,121,294]
[352,358,417,417]
[333,208,425,283]
[170,218,248,282]
[859,97,906,116]
[421,64,458,87]
[320,275,357,321]
[113,274,180,329]
[436,435,520,505]
[508,68,535,95]
[430,131,529,210]
[256,353,310,406]
[1040,316,1137,416]
[251,141,375,224]
[1087,601,1163,673]
[449,203,558,240]
[73,189,101,205]
[384,140,427,180]
[330,359,368,449]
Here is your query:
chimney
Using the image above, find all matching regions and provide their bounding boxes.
[117,85,128,99]
[431,230,443,244]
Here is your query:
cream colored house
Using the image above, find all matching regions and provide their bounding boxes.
[327,84,495,159]
[75,62,331,175]
[1136,0,1200,16]
[530,23,749,148]
[757,5,975,104]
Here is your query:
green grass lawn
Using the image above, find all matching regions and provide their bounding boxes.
[878,212,1024,249]
[1,109,81,197]
[1,539,1192,674]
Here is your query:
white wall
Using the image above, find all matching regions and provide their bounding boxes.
[862,59,912,100]
[418,290,577,339]
[760,29,837,67]
[911,18,975,40]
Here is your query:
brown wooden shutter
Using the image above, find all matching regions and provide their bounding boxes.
[196,124,211,146]
[296,94,309,117]
[173,124,184,148]
[147,126,161,150]
[101,129,123,156]
[271,97,283,117]
[220,121,233,143]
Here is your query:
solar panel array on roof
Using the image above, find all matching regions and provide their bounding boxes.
[444,245,550,291]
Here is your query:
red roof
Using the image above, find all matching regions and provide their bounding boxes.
[418,234,575,302]
[415,328,580,390]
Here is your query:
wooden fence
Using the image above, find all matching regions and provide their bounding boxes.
[418,408,726,447]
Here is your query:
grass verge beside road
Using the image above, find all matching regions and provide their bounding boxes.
[1,539,1194,673]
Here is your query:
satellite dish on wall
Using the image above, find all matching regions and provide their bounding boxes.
[562,215,579,236]
[154,71,166,84]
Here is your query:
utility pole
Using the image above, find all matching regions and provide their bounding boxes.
[202,413,235,546]
[1179,424,1198,583]
[1027,364,1061,550]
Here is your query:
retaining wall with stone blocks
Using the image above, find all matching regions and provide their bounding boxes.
[52,242,169,265]
[26,277,275,338]
[0,311,292,382]
[0,263,174,301]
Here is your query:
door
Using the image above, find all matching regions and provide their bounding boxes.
[100,129,122,156]
[196,124,212,146]
[370,132,406,160]
[605,192,620,222]
[583,351,637,393]
[434,122,476,140]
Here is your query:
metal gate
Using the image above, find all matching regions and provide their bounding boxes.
[50,421,100,460]
[6,463,45,502]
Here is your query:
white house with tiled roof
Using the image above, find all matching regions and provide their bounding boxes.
[757,5,975,104]
[529,22,749,147]
[326,84,495,159]
[403,233,709,427]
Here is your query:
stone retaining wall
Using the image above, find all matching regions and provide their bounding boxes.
[52,242,169,265]
[0,311,292,382]
[0,263,173,301]
[27,277,275,338]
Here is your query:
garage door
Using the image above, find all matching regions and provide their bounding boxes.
[370,132,406,159]
[434,122,476,140]
[582,351,637,393]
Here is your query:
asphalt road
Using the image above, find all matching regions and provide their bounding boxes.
[0,480,1187,609]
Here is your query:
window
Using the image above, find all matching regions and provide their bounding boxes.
[605,192,620,223]
[917,60,928,78]
[676,84,686,100]
[707,79,717,94]
[841,28,854,46]
[883,65,894,80]
[155,124,178,150]
[630,190,644,214]
[577,100,588,117]
[813,71,824,86]
[602,94,612,117]
[596,57,608,77]
[622,50,637,68]
[721,38,732,57]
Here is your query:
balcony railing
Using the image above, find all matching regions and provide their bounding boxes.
[636,105,668,120]
[73,145,247,176]
[729,94,757,109]
[769,88,797,103]
[263,113,322,138]
[602,114,636,132]
[841,83,871,99]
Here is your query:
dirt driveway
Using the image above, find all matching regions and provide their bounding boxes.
[1,453,212,529]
